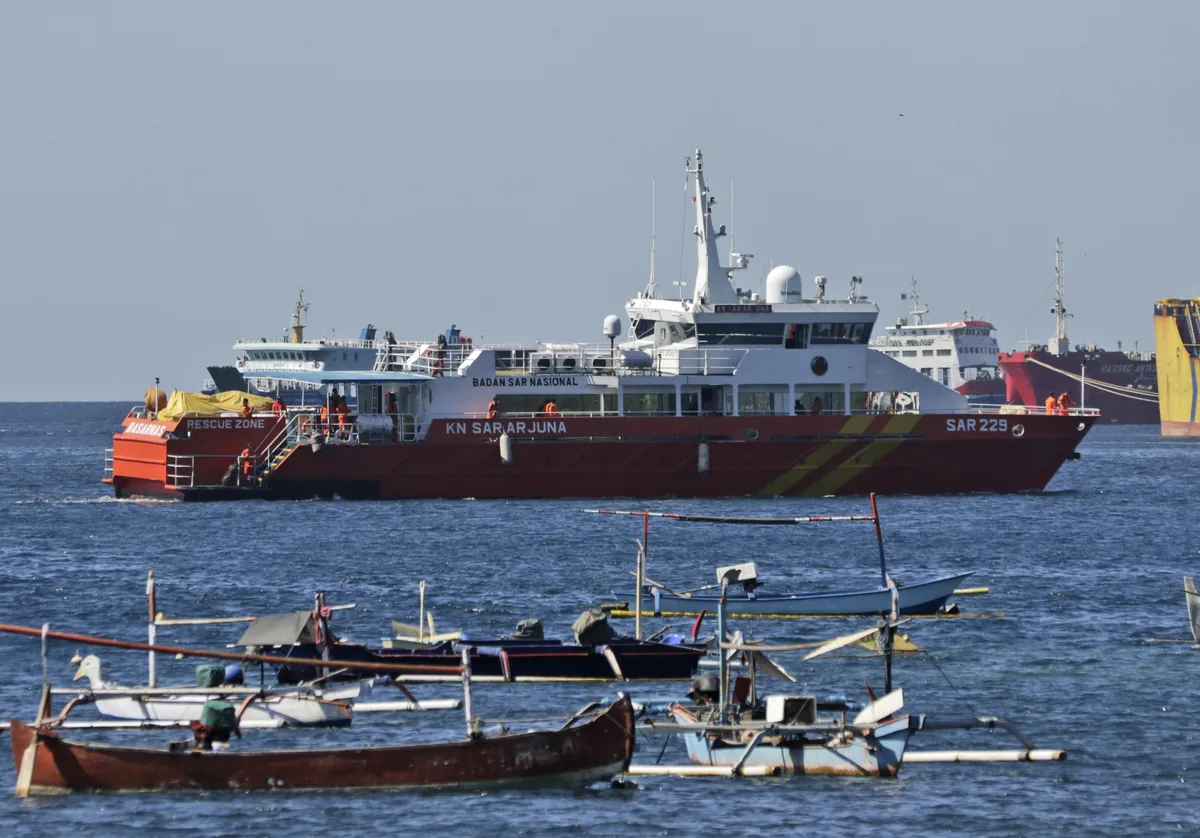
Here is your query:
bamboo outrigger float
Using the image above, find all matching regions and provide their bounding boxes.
[2,624,636,796]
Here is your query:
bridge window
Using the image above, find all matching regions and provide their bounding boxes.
[697,323,785,345]
[811,322,873,344]
[784,324,809,349]
[633,319,657,340]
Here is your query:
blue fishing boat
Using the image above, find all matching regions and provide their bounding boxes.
[639,571,973,617]
[591,498,974,617]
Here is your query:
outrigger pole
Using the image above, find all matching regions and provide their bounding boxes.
[0,622,462,677]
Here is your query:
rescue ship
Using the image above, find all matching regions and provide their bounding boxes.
[1153,297,1200,437]
[104,150,1097,501]
[998,240,1158,424]
[869,279,1006,406]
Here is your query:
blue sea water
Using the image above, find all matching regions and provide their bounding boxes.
[1,402,1198,836]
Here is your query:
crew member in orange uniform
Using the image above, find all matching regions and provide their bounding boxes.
[1044,392,1058,415]
[239,445,255,484]
[487,398,500,419]
[240,398,254,418]
[272,396,286,415]
[1057,392,1072,416]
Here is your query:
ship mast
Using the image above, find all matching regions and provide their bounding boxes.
[1050,239,1071,356]
[291,288,309,344]
[906,277,928,326]
[688,150,750,306]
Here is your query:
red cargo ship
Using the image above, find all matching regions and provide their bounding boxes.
[104,150,1097,501]
[997,241,1158,424]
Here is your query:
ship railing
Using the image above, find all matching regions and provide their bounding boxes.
[165,455,195,488]
[373,342,749,378]
[960,405,1101,417]
[287,413,420,445]
[235,337,385,349]
[103,449,114,481]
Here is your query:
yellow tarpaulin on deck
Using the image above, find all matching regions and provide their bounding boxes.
[158,390,276,421]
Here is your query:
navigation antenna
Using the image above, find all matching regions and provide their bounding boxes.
[905,277,928,326]
[646,173,657,299]
[1050,238,1071,356]
[290,288,310,344]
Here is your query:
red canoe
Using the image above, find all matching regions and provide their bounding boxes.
[9,696,634,795]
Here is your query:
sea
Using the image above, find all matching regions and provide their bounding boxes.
[1,402,1198,837]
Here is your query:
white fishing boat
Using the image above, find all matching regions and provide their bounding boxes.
[70,654,356,727]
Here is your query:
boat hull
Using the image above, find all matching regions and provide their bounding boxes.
[641,571,974,617]
[671,709,911,777]
[281,640,705,682]
[9,697,635,795]
[107,413,1096,501]
[92,693,353,727]
[998,350,1158,424]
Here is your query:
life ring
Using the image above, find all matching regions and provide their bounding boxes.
[312,361,320,369]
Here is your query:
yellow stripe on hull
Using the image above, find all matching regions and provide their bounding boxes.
[802,415,920,496]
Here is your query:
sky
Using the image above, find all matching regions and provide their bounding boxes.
[2,1,1197,399]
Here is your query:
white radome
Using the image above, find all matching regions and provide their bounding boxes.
[765,265,802,304]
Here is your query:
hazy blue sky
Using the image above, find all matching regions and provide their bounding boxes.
[3,2,1196,400]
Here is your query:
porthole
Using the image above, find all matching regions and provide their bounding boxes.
[811,356,828,376]
[744,428,759,441]
[1012,424,1025,438]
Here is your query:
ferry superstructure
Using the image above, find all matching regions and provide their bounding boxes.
[104,150,1096,501]
[869,280,1005,405]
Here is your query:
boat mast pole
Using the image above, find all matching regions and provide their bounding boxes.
[460,647,475,738]
[870,493,887,587]
[635,510,649,640]
[717,580,729,725]
[147,571,157,688]
[418,580,426,644]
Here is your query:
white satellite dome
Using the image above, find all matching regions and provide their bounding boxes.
[602,314,622,339]
[765,265,801,304]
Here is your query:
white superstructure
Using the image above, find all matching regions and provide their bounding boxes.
[237,149,969,424]
[870,279,1002,392]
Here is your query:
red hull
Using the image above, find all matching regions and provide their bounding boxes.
[998,351,1158,424]
[108,412,1096,501]
[10,697,634,794]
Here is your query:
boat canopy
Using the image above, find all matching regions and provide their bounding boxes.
[235,611,317,646]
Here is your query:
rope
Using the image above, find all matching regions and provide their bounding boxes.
[1026,357,1158,403]
[920,650,977,716]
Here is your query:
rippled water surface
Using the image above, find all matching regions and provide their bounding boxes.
[2,403,1199,836]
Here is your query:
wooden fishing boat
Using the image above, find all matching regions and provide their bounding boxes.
[8,695,635,795]
[291,637,707,682]
[668,693,913,776]
[637,571,974,617]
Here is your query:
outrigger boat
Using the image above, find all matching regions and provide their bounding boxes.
[2,623,635,796]
[630,509,1064,778]
[104,148,1096,502]
[591,495,975,619]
